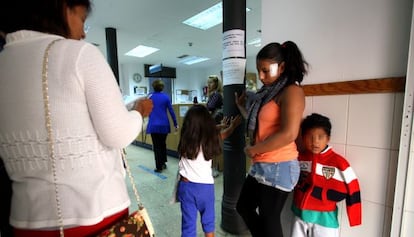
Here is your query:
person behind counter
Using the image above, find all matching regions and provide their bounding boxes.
[146,79,178,173]
[206,75,224,124]
[0,0,153,236]
[206,75,224,177]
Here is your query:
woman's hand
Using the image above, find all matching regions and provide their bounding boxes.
[244,145,257,158]
[235,91,246,108]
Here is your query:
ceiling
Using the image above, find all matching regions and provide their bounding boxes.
[84,0,262,70]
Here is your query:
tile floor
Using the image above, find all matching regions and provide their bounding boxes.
[124,145,253,237]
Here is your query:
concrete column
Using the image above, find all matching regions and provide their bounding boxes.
[221,0,249,234]
[105,27,119,85]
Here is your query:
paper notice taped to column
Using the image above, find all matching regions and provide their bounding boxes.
[222,58,246,86]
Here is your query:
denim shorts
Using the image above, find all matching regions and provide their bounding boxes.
[249,159,300,192]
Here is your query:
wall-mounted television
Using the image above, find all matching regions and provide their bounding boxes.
[149,64,162,74]
[144,64,176,78]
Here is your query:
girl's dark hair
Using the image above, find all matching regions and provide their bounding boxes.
[1,0,92,37]
[301,113,332,137]
[178,105,221,161]
[256,41,308,84]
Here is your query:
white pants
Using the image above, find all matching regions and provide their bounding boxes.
[291,216,339,237]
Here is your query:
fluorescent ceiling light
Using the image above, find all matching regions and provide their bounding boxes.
[183,2,222,30]
[248,38,261,47]
[183,2,251,30]
[125,45,159,58]
[178,56,210,65]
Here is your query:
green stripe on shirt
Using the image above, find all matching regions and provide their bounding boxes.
[291,205,339,228]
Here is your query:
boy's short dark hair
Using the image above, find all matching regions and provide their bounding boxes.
[301,113,332,137]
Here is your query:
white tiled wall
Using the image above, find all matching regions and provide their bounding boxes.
[401,211,414,235]
[282,92,404,237]
[401,145,414,235]
[348,93,395,149]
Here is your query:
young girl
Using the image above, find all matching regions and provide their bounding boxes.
[177,105,240,237]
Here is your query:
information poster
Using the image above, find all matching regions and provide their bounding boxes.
[222,29,245,59]
[222,58,246,86]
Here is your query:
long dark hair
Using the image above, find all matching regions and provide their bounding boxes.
[178,105,221,161]
[1,0,92,37]
[256,41,308,84]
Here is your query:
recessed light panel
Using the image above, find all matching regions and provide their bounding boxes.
[125,45,160,58]
[183,2,252,30]
[183,2,222,30]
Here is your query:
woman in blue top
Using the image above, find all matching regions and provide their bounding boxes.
[147,79,178,172]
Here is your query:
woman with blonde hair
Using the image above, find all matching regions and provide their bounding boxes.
[206,75,223,124]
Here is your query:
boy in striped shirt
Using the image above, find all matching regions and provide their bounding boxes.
[291,113,362,237]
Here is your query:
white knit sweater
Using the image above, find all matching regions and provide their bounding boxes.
[0,31,142,229]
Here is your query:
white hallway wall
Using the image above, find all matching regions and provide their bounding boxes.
[261,0,413,236]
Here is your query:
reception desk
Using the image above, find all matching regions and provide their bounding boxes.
[134,103,193,158]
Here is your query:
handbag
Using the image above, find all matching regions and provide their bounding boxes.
[96,149,155,237]
[42,39,155,237]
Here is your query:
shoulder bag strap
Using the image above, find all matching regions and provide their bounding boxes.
[42,38,64,236]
